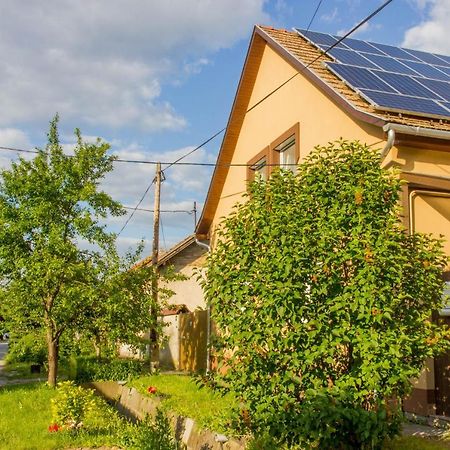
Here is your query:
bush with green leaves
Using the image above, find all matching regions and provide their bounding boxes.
[51,381,97,429]
[202,140,450,449]
[6,332,47,365]
[120,409,177,450]
[73,356,147,382]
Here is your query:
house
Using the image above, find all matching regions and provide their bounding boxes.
[140,234,208,371]
[195,26,450,417]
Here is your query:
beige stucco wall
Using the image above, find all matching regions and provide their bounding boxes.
[161,244,207,311]
[212,42,384,229]
[160,315,180,369]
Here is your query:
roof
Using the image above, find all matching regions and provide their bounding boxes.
[137,234,199,268]
[259,26,450,131]
[196,25,450,237]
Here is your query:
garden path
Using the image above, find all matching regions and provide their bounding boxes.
[0,340,7,386]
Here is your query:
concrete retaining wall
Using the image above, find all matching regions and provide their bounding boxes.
[85,381,245,450]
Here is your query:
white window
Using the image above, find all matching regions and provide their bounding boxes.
[441,282,450,316]
[251,157,268,181]
[275,135,296,172]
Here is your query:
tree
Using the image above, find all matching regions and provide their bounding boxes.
[202,141,450,449]
[0,116,124,386]
[82,246,181,359]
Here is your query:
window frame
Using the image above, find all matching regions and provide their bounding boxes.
[246,123,300,182]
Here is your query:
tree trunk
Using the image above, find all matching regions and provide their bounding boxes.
[93,335,101,359]
[47,330,59,387]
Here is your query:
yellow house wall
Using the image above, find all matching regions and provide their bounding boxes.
[161,246,207,311]
[212,43,384,229]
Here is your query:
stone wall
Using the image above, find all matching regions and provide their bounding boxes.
[86,381,245,450]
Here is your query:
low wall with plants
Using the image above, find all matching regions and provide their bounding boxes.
[86,381,245,450]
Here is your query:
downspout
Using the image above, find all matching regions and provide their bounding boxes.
[380,127,395,162]
[409,190,450,316]
[195,238,212,373]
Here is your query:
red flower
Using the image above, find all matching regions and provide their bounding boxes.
[48,423,60,432]
[147,386,157,394]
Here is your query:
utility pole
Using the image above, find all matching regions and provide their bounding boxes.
[150,162,161,373]
[193,201,197,229]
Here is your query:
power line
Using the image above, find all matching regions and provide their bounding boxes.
[161,127,226,173]
[123,206,194,214]
[118,2,394,235]
[160,215,167,251]
[117,182,154,237]
[305,0,325,34]
[0,141,385,168]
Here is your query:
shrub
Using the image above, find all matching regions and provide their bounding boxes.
[120,409,177,450]
[51,381,96,429]
[73,356,147,382]
[203,141,450,448]
[6,332,47,365]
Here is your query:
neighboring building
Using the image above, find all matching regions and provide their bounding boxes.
[195,26,450,416]
[142,234,208,371]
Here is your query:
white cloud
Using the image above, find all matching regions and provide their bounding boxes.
[402,0,450,54]
[321,8,339,24]
[337,21,382,38]
[0,128,32,149]
[0,0,269,131]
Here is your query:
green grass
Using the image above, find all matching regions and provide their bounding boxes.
[384,436,450,449]
[0,382,127,450]
[130,374,239,433]
[1,361,71,381]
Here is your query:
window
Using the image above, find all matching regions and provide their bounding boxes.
[247,123,300,182]
[274,134,296,172]
[251,157,268,181]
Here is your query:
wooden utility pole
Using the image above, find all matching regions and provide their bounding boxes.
[150,162,161,372]
[193,201,197,229]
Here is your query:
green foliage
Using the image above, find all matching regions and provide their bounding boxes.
[6,332,47,365]
[202,140,450,448]
[73,356,147,382]
[0,115,123,384]
[131,374,239,433]
[51,381,96,429]
[0,115,176,385]
[120,409,177,450]
[0,382,129,449]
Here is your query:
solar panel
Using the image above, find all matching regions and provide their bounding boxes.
[416,78,450,102]
[327,63,396,92]
[295,28,450,118]
[374,71,441,99]
[327,48,378,69]
[440,102,450,113]
[333,36,384,55]
[297,29,339,47]
[433,65,450,77]
[361,53,418,75]
[367,42,421,61]
[437,54,450,66]
[400,60,450,81]
[404,48,450,66]
[359,90,450,118]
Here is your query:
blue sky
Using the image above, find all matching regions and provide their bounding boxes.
[0,0,448,256]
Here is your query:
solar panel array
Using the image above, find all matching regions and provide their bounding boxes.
[295,28,450,119]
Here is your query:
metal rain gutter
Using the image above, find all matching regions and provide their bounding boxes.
[195,239,212,374]
[383,123,450,141]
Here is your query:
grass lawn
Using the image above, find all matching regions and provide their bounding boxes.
[385,436,450,449]
[130,374,239,433]
[0,382,126,450]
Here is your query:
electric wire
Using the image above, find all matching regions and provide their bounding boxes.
[160,215,167,251]
[305,0,325,34]
[123,206,193,213]
[0,139,386,167]
[2,2,395,236]
[117,182,153,237]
